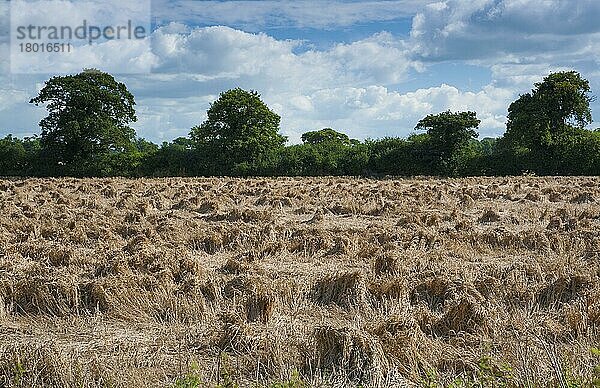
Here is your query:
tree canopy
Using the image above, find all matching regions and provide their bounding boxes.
[415,110,480,174]
[301,128,356,146]
[190,88,286,175]
[29,68,137,176]
[506,71,593,150]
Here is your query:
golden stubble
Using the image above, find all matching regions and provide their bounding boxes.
[0,176,598,387]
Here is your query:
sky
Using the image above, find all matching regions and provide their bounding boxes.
[1,0,600,144]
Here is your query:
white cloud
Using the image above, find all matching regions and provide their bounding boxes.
[0,3,9,75]
[152,25,300,77]
[269,83,513,142]
[151,25,415,87]
[143,25,519,141]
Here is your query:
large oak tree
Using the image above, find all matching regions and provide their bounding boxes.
[30,69,137,176]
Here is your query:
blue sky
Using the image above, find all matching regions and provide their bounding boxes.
[1,0,599,144]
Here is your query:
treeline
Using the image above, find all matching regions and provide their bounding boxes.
[1,69,598,177]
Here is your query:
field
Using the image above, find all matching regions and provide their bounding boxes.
[0,176,599,387]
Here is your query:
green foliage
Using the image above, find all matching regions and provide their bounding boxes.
[0,135,27,175]
[13,359,26,386]
[504,71,594,174]
[217,353,239,388]
[190,88,286,175]
[269,129,366,176]
[419,355,514,388]
[420,369,441,388]
[419,350,600,388]
[171,354,307,388]
[266,370,307,388]
[0,135,42,176]
[29,68,138,176]
[535,71,593,130]
[301,128,356,146]
[173,362,203,388]
[140,137,199,177]
[592,348,600,387]
[455,138,498,176]
[365,135,438,176]
[475,355,513,387]
[415,110,480,175]
[172,354,240,388]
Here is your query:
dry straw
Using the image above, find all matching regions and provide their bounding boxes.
[0,176,599,386]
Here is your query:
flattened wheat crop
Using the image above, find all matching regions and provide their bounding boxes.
[0,177,599,387]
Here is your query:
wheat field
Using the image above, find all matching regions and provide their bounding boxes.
[0,177,599,387]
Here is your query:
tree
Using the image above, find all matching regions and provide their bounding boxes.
[0,135,27,175]
[301,128,356,146]
[141,137,199,177]
[504,71,594,174]
[415,110,480,174]
[190,88,286,175]
[30,68,137,176]
[279,128,365,176]
[0,135,42,176]
[506,71,593,150]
